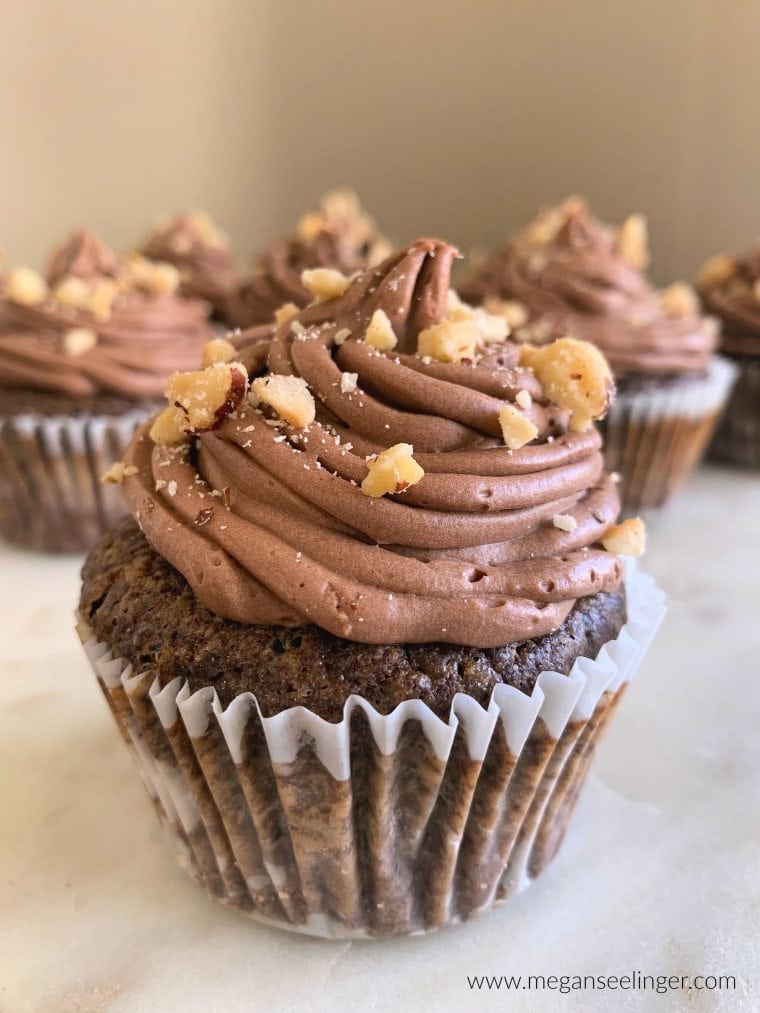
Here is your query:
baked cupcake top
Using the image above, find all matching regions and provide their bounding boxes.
[116,238,645,648]
[698,246,760,355]
[460,197,718,378]
[227,188,392,327]
[0,230,213,400]
[138,210,238,312]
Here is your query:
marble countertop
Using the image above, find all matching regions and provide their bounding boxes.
[1,466,759,1013]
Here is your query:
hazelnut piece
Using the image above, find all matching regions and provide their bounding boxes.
[250,374,316,429]
[417,320,480,363]
[361,443,424,497]
[301,268,350,302]
[202,337,237,367]
[364,308,397,350]
[151,362,248,444]
[62,328,98,357]
[602,517,646,557]
[697,254,736,291]
[498,404,539,450]
[617,213,650,270]
[5,267,48,306]
[519,336,613,432]
[659,282,699,318]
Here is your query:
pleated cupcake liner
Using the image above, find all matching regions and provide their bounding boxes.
[708,354,760,469]
[76,561,665,939]
[0,408,150,553]
[601,356,737,513]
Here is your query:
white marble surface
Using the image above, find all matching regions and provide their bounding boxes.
[1,465,759,1013]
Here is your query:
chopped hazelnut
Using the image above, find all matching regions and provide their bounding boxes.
[151,361,248,443]
[188,210,226,248]
[5,267,48,306]
[519,336,613,432]
[361,443,424,497]
[124,254,180,296]
[659,281,699,318]
[296,212,326,242]
[86,279,118,323]
[340,371,359,393]
[617,213,650,269]
[498,404,538,450]
[301,267,350,302]
[54,276,90,310]
[364,308,397,350]
[202,337,237,367]
[62,327,98,357]
[697,253,736,291]
[334,327,351,346]
[602,516,646,557]
[250,374,316,429]
[417,319,480,363]
[484,296,529,330]
[100,461,138,484]
[275,302,299,327]
[552,513,578,532]
[515,389,532,410]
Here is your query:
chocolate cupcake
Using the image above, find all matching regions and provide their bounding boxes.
[77,239,664,937]
[225,188,392,328]
[698,247,760,467]
[0,230,213,551]
[139,211,239,319]
[461,198,736,511]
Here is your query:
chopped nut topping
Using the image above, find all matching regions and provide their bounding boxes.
[484,296,529,330]
[498,404,538,450]
[295,212,325,242]
[334,327,351,345]
[552,513,578,532]
[250,374,316,429]
[417,319,480,363]
[364,308,397,350]
[275,302,299,327]
[519,336,613,432]
[602,516,646,556]
[524,197,585,247]
[187,210,226,248]
[301,267,350,302]
[62,327,98,357]
[123,253,181,296]
[659,281,699,318]
[54,276,90,310]
[361,443,424,497]
[697,253,737,291]
[445,290,508,344]
[100,461,138,484]
[340,371,358,393]
[617,213,650,269]
[150,361,249,444]
[86,279,118,322]
[4,267,47,306]
[202,337,237,367]
[515,389,532,410]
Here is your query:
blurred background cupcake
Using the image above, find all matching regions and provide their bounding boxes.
[459,197,735,512]
[698,246,760,468]
[138,210,239,322]
[0,229,213,552]
[224,187,393,328]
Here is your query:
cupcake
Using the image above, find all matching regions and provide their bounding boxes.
[139,211,239,320]
[460,198,735,511]
[0,229,213,552]
[77,239,664,937]
[698,247,760,467]
[225,188,392,328]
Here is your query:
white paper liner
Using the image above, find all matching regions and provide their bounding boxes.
[602,355,737,511]
[77,561,665,938]
[0,407,150,552]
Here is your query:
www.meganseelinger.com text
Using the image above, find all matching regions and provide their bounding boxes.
[466,970,738,997]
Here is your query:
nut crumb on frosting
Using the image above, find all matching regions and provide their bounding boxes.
[417,319,480,363]
[4,267,48,306]
[250,374,316,429]
[697,253,737,291]
[617,213,650,270]
[340,371,359,393]
[602,517,646,557]
[519,336,613,432]
[484,296,528,330]
[100,461,138,484]
[515,389,532,410]
[201,337,237,367]
[150,361,249,444]
[364,308,398,350]
[301,267,350,302]
[275,302,299,326]
[552,513,577,532]
[361,443,424,497]
[658,281,699,318]
[498,404,538,450]
[62,327,98,357]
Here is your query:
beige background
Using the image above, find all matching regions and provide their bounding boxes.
[0,0,757,283]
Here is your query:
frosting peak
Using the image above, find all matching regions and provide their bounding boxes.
[47,229,119,287]
[122,238,627,648]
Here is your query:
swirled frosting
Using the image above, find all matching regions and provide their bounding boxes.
[139,211,239,313]
[122,238,624,648]
[0,230,213,400]
[461,198,717,377]
[226,188,392,327]
[698,245,760,356]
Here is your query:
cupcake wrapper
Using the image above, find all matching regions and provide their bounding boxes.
[0,409,150,552]
[76,562,664,938]
[708,355,760,468]
[602,356,737,512]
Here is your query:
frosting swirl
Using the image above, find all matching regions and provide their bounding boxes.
[122,238,624,648]
[461,198,717,377]
[698,246,760,356]
[0,231,213,400]
[226,188,392,327]
[139,211,239,313]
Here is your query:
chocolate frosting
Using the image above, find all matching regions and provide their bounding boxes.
[139,212,239,311]
[122,238,624,648]
[0,231,213,400]
[461,199,717,377]
[699,245,760,356]
[226,189,392,327]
